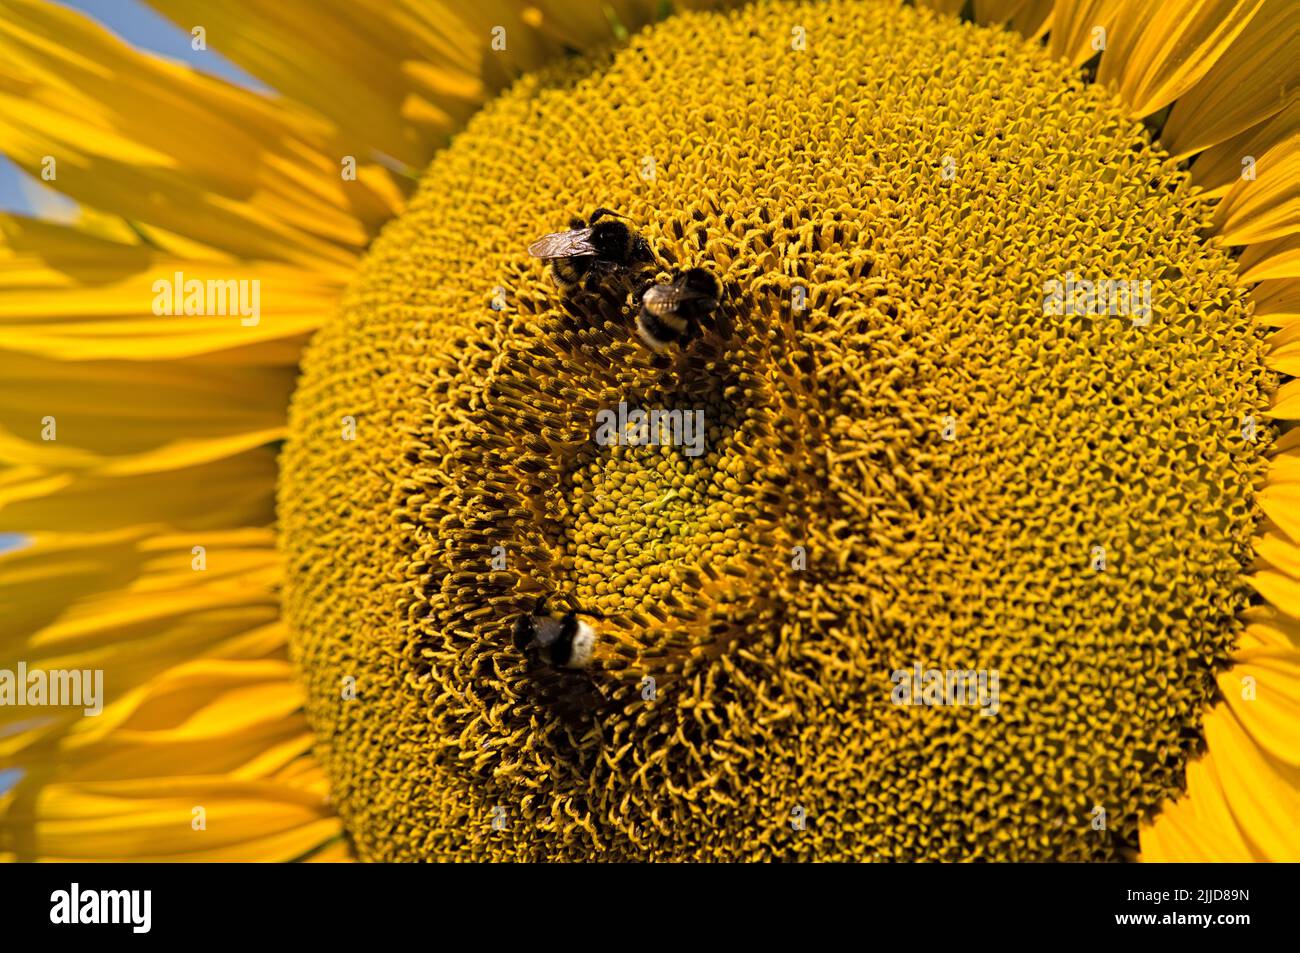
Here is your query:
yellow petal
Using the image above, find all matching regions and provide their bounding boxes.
[0,350,294,474]
[0,0,401,269]
[1140,752,1261,860]
[1264,377,1300,419]
[1200,687,1300,857]
[0,529,285,753]
[1243,608,1300,649]
[1047,0,1128,68]
[1162,0,1300,157]
[1148,626,1300,861]
[0,216,340,363]
[1253,531,1300,577]
[971,0,1054,37]
[1213,122,1300,246]
[146,0,687,170]
[0,450,274,533]
[1249,569,1300,615]
[146,0,462,168]
[1255,278,1300,327]
[1192,104,1297,201]
[1239,232,1300,282]
[12,660,311,782]
[1096,0,1263,120]
[0,774,339,861]
[1266,444,1300,482]
[1220,644,1300,769]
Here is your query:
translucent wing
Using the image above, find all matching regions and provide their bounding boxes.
[528,227,598,259]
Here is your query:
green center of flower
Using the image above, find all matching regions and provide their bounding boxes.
[279,0,1272,860]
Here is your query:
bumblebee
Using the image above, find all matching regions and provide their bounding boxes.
[511,594,604,669]
[528,208,652,292]
[635,267,720,350]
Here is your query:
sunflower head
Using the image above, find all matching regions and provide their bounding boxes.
[2,0,1296,865]
[279,0,1276,861]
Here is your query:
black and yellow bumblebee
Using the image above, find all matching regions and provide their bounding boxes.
[511,594,605,669]
[635,267,720,350]
[527,208,652,292]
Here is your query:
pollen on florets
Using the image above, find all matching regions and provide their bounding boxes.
[279,0,1272,861]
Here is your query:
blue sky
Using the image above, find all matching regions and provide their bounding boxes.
[0,0,263,216]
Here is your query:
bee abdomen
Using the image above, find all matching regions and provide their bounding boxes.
[636,309,686,350]
[551,257,588,288]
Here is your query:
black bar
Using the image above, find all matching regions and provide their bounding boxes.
[0,861,1284,941]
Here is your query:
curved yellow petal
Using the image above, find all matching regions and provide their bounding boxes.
[1156,519,1300,863]
[1254,278,1300,327]
[1200,679,1300,858]
[1220,644,1300,769]
[1253,531,1300,577]
[1264,378,1300,420]
[1162,0,1300,157]
[0,450,274,535]
[0,0,402,270]
[0,529,281,693]
[1239,232,1300,282]
[145,0,471,168]
[0,217,341,363]
[145,0,711,170]
[0,352,294,474]
[1046,0,1127,68]
[0,522,334,862]
[1192,105,1298,201]
[0,773,339,862]
[1095,0,1263,120]
[1264,324,1300,375]
[1212,120,1300,246]
[1242,605,1300,649]
[964,0,1056,37]
[1140,752,1261,861]
[8,660,310,780]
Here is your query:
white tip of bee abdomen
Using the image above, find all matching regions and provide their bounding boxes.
[565,620,597,669]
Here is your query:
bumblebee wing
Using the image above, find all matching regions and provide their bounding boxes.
[528,228,598,259]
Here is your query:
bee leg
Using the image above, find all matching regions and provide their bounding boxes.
[678,319,697,346]
[589,207,626,224]
[582,259,613,292]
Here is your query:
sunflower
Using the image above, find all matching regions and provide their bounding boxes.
[0,0,1295,862]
